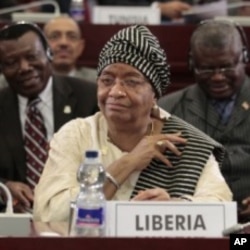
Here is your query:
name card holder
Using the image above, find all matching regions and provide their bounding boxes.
[105,201,237,237]
[93,6,161,25]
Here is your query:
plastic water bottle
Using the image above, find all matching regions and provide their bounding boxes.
[69,0,85,22]
[72,150,106,237]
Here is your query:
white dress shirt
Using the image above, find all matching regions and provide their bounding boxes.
[18,77,54,142]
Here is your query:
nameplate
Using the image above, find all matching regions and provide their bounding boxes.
[93,6,160,25]
[106,201,237,237]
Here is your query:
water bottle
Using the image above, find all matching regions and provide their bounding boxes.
[72,150,106,237]
[69,0,85,22]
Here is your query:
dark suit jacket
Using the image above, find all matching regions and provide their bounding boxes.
[158,77,250,204]
[0,74,98,184]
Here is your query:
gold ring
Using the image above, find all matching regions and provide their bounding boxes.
[156,141,164,147]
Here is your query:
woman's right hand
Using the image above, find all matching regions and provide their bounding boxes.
[127,132,187,171]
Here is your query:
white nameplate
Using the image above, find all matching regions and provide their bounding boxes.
[93,6,160,25]
[106,201,237,237]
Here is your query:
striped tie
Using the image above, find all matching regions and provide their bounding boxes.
[24,98,48,189]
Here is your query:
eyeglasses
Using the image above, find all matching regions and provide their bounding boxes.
[194,57,242,77]
[194,67,236,77]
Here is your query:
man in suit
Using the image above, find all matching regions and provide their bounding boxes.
[158,20,250,222]
[0,22,98,211]
[43,15,97,83]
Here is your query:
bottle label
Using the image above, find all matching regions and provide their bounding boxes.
[70,9,85,21]
[76,207,104,227]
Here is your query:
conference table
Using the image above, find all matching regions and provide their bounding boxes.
[0,222,230,250]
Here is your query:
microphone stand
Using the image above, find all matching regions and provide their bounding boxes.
[0,0,60,16]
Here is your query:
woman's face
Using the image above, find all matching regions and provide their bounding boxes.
[97,63,156,124]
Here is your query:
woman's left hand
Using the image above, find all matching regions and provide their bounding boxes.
[131,188,171,201]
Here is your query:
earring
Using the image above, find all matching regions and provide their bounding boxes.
[151,104,160,118]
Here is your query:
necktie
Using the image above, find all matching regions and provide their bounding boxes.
[24,98,48,189]
[211,98,235,125]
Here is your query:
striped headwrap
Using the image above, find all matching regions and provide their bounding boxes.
[97,25,171,98]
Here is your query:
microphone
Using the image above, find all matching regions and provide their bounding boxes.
[0,182,32,237]
[0,0,60,23]
[222,222,250,236]
[0,0,60,15]
[0,182,13,214]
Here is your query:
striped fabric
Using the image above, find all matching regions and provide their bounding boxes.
[24,98,48,189]
[97,25,170,98]
[131,115,224,198]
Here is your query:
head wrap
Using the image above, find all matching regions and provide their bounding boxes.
[97,25,170,98]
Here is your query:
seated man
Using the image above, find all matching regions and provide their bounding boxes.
[0,21,98,212]
[159,20,250,222]
[34,24,231,222]
[43,15,97,83]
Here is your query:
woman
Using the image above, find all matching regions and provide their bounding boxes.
[33,25,232,222]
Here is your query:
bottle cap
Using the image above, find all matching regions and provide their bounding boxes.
[85,150,99,158]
